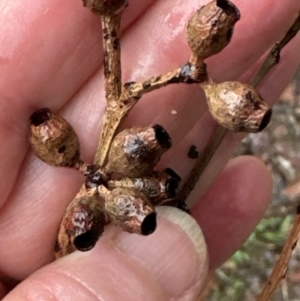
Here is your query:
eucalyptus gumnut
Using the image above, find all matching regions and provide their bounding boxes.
[106,124,172,177]
[29,108,81,167]
[203,81,272,132]
[100,186,156,235]
[107,168,181,205]
[82,0,127,15]
[55,194,106,258]
[187,0,240,59]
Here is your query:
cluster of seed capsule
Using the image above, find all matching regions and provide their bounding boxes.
[30,108,181,257]
[29,0,272,258]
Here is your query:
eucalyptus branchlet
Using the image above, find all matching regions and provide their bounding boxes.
[26,0,297,260]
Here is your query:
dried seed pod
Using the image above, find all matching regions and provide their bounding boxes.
[187,0,240,59]
[107,168,181,205]
[55,194,106,259]
[29,108,81,167]
[82,0,127,15]
[203,81,272,132]
[106,125,172,177]
[99,186,156,235]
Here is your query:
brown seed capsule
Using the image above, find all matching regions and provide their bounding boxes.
[99,186,156,235]
[55,194,106,259]
[203,81,272,132]
[82,0,127,15]
[106,125,172,177]
[29,108,81,167]
[187,0,240,59]
[107,168,181,205]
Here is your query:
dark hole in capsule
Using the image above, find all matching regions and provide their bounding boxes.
[164,168,181,182]
[166,178,179,198]
[141,212,157,235]
[73,230,100,251]
[216,0,240,21]
[259,108,272,132]
[30,108,51,126]
[153,124,172,149]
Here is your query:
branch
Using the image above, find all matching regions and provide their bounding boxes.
[95,54,208,166]
[257,206,300,301]
[250,12,300,87]
[94,13,123,166]
[255,12,300,301]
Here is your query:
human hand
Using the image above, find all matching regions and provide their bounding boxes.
[0,0,299,300]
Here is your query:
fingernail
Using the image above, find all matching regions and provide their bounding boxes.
[115,206,209,300]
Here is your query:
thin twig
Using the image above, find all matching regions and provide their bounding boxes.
[123,55,207,97]
[94,13,123,166]
[255,13,300,301]
[257,206,300,301]
[95,54,208,166]
[250,12,300,87]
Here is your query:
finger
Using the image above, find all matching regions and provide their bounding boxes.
[192,155,273,270]
[3,208,208,301]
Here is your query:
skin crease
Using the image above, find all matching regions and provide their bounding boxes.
[0,0,299,299]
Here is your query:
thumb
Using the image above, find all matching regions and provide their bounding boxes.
[4,207,208,301]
